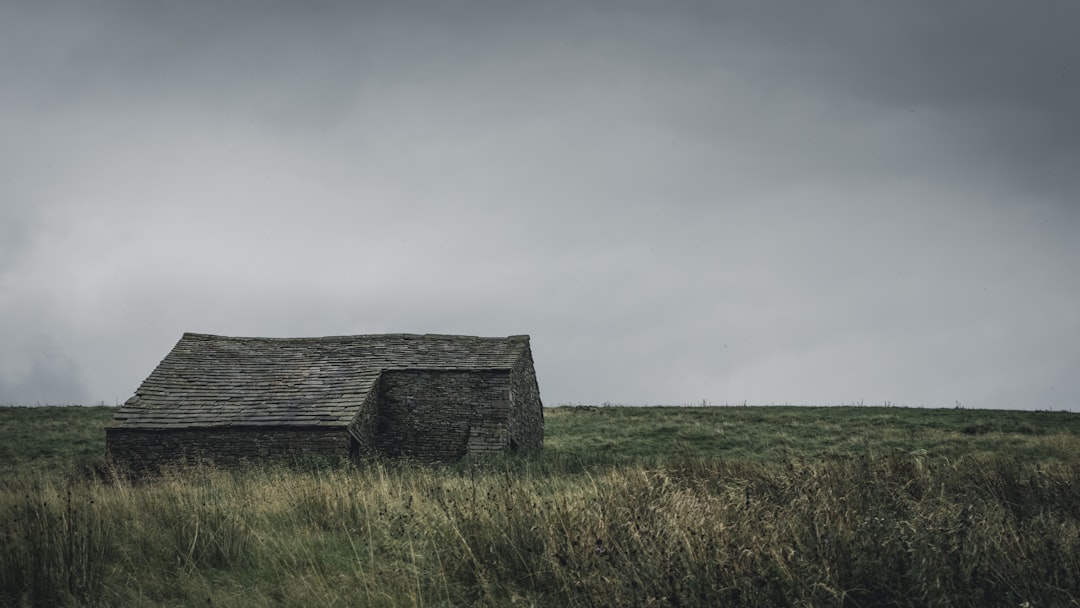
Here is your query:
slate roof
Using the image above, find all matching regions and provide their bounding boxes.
[110,332,531,429]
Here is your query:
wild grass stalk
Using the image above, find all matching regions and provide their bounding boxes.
[3,454,1080,607]
[4,405,1080,606]
[0,476,113,606]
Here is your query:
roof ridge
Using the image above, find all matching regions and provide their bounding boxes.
[181,332,528,342]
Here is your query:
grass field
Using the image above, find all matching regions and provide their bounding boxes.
[2,405,1080,607]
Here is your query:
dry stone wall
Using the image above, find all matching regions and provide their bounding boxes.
[107,364,543,469]
[375,369,513,460]
[105,427,351,473]
[347,381,381,454]
[508,353,544,453]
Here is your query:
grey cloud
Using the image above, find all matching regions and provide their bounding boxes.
[1,0,1077,408]
[0,336,90,405]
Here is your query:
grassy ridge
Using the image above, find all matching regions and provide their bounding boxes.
[2,405,1078,472]
[2,405,1080,607]
[545,405,1080,463]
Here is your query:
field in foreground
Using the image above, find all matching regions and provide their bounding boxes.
[2,405,1080,607]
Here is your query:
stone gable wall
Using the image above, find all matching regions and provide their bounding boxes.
[375,369,512,459]
[347,380,382,454]
[105,427,351,473]
[508,351,545,453]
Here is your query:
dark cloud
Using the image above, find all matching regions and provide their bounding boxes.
[1,0,1077,408]
[706,1,1080,196]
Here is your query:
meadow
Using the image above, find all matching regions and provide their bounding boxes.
[2,405,1079,607]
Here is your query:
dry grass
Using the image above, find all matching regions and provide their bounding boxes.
[3,454,1080,607]
[3,405,1080,606]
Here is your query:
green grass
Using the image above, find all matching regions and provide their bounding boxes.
[2,405,1080,607]
[0,406,115,475]
[543,405,1080,464]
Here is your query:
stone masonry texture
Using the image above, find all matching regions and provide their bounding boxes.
[106,332,544,470]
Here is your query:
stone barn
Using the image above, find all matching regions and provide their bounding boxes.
[106,332,543,470]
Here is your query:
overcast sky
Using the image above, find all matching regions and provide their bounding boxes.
[2,0,1078,409]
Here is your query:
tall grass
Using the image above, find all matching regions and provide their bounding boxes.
[0,477,113,606]
[3,453,1080,607]
[4,405,1080,606]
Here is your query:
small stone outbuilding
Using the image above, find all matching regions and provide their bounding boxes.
[106,332,543,470]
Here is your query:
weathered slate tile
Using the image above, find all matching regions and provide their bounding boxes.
[109,333,530,429]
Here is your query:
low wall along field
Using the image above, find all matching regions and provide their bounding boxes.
[105,426,353,472]
[2,405,1080,607]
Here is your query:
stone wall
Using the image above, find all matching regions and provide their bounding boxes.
[508,351,545,453]
[347,380,381,455]
[105,426,351,473]
[375,369,512,460]
[107,362,544,468]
